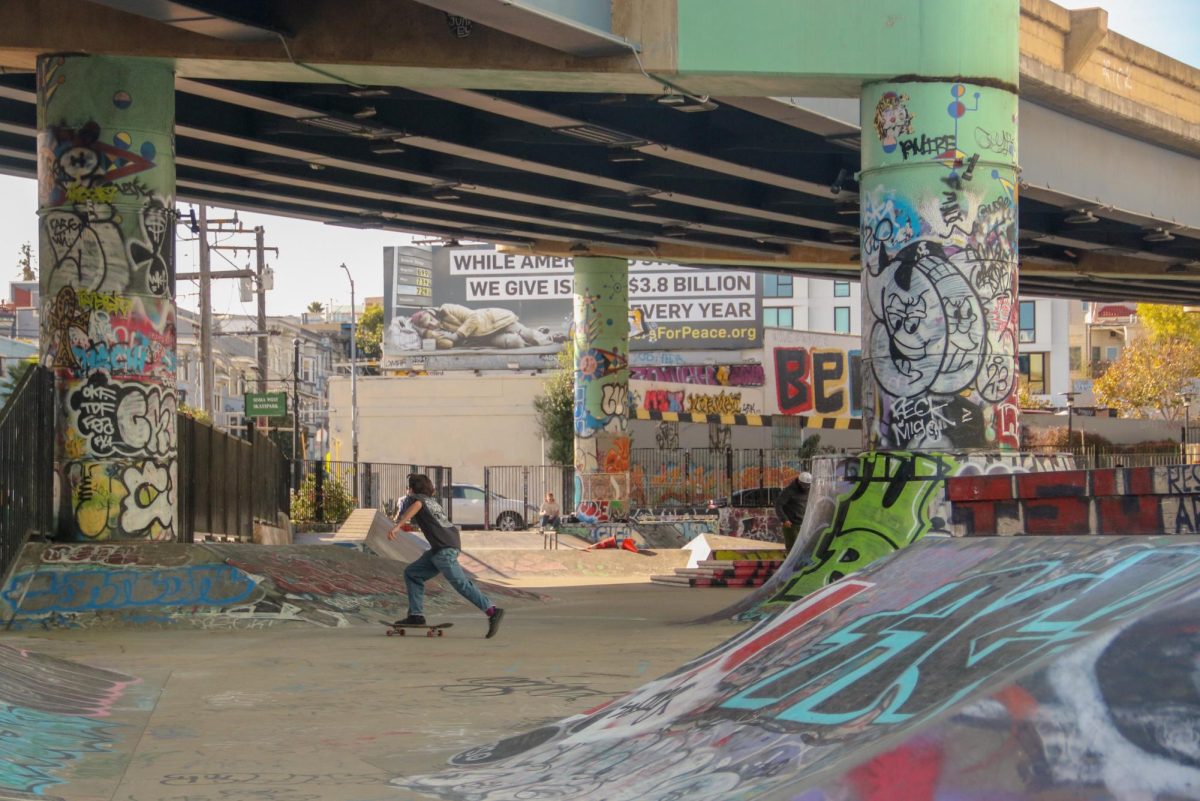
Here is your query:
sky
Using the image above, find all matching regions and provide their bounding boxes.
[1,0,1196,318]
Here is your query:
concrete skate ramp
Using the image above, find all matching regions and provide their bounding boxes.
[0,644,153,801]
[0,542,534,630]
[365,520,431,563]
[394,535,1200,801]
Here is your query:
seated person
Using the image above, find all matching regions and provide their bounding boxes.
[539,492,561,528]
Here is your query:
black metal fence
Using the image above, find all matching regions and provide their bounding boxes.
[482,465,574,529]
[630,448,812,507]
[177,416,291,542]
[0,365,54,580]
[296,460,454,524]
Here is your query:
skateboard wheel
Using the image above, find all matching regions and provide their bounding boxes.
[437,630,444,637]
[426,629,435,637]
[386,629,393,637]
[398,628,406,636]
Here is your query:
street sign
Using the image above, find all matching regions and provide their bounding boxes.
[245,391,287,417]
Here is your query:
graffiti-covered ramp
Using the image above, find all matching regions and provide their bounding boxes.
[0,542,538,629]
[394,535,1200,801]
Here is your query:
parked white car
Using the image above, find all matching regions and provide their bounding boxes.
[450,484,537,530]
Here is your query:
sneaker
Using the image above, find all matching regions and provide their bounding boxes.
[485,608,505,639]
[393,614,426,626]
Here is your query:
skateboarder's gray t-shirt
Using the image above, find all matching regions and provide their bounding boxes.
[401,493,462,551]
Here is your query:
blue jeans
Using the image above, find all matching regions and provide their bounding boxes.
[404,548,491,616]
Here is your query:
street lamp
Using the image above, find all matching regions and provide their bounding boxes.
[339,263,360,505]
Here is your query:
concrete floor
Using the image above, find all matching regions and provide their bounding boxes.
[7,583,752,801]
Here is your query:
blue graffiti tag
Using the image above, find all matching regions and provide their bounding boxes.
[4,565,259,614]
[0,703,118,795]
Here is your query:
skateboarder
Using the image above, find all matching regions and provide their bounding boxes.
[389,473,505,638]
[774,471,813,552]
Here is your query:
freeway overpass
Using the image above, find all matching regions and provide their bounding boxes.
[0,0,1197,303]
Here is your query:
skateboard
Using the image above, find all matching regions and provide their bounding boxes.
[383,621,454,637]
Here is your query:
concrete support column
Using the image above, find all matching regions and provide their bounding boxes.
[37,55,178,540]
[859,79,1020,450]
[571,257,630,523]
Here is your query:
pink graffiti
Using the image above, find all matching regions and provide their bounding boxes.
[630,364,765,387]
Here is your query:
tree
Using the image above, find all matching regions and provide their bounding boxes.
[1093,336,1200,419]
[306,301,325,314]
[1137,303,1200,345]
[0,358,36,407]
[355,304,383,361]
[15,242,34,281]
[533,342,575,465]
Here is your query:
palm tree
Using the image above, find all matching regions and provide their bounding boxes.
[306,301,325,314]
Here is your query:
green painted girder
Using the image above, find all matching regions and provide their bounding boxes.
[676,0,1019,96]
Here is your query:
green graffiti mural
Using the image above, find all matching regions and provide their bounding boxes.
[759,451,960,611]
[860,80,1020,451]
[37,55,178,541]
[572,258,630,523]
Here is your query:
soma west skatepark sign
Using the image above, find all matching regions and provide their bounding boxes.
[382,246,763,370]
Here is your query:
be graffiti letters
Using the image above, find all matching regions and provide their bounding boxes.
[773,347,862,417]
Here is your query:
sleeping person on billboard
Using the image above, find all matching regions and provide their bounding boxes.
[409,304,566,350]
[387,315,423,351]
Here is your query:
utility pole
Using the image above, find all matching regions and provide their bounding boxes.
[256,226,268,394]
[339,263,360,505]
[178,208,272,431]
[293,337,302,490]
[198,205,213,415]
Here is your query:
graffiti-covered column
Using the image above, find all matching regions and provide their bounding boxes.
[37,56,178,540]
[572,257,631,524]
[860,79,1020,450]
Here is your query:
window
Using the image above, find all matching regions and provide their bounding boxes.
[1019,300,1036,343]
[1069,346,1081,371]
[1106,346,1120,361]
[302,356,315,383]
[834,281,850,297]
[764,307,793,328]
[763,274,793,298]
[1018,352,1047,395]
[452,485,486,502]
[834,306,851,334]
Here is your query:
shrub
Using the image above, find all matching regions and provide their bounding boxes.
[290,472,356,524]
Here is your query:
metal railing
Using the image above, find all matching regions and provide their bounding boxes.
[177,417,290,542]
[483,465,573,530]
[296,460,453,524]
[629,448,812,507]
[0,365,54,579]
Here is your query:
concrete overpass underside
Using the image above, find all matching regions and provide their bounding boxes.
[0,0,1197,304]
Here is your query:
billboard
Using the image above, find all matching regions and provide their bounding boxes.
[382,246,762,367]
[382,246,433,331]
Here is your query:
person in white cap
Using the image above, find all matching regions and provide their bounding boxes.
[774,470,813,552]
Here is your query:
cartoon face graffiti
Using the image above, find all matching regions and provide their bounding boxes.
[867,240,987,400]
[873,92,914,154]
[883,292,930,376]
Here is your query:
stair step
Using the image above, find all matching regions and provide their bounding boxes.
[650,574,770,588]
